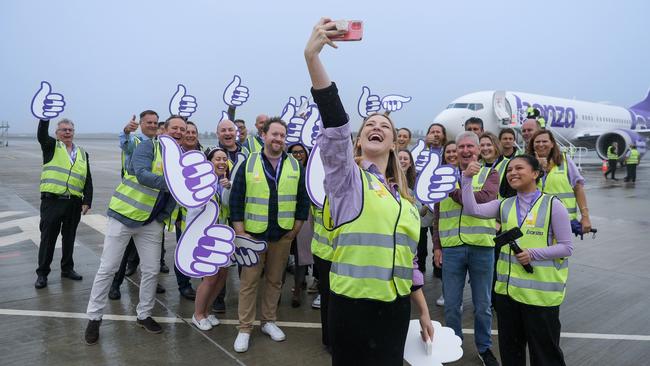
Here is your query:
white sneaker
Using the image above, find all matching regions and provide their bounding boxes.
[192,314,212,331]
[234,332,250,353]
[436,295,445,307]
[207,314,220,326]
[312,294,321,309]
[261,322,286,342]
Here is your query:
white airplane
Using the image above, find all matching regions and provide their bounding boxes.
[432,90,650,159]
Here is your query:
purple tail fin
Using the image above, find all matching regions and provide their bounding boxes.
[630,89,650,112]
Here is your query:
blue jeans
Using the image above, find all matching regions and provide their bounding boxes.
[442,244,494,353]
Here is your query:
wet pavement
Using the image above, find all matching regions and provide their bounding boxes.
[1,137,649,365]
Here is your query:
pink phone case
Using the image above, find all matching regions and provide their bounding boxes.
[330,20,363,41]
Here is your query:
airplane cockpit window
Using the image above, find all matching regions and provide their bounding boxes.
[468,103,484,111]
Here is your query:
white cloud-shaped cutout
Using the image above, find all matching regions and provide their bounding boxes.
[403,320,463,366]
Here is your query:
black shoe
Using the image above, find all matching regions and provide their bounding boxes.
[125,264,137,277]
[179,286,196,301]
[613,178,619,181]
[34,276,47,289]
[478,349,500,366]
[84,319,102,345]
[108,286,121,300]
[156,284,166,294]
[61,270,83,281]
[136,317,163,333]
[212,297,226,313]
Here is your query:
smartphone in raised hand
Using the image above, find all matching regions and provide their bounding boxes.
[329,20,363,41]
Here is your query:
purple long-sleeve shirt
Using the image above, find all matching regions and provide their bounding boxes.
[460,175,574,260]
[314,85,423,287]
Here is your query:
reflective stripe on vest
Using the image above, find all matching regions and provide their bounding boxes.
[607,146,618,160]
[108,140,163,222]
[243,152,300,233]
[246,135,262,154]
[494,193,568,306]
[627,149,640,165]
[327,169,420,302]
[539,154,577,219]
[310,205,333,260]
[438,167,497,248]
[40,141,87,197]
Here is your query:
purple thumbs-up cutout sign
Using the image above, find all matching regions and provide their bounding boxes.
[160,135,217,208]
[169,84,197,118]
[31,81,66,120]
[357,86,381,118]
[381,94,412,112]
[282,96,322,148]
[175,199,235,278]
[232,236,268,267]
[305,143,326,208]
[223,75,250,107]
[414,150,457,209]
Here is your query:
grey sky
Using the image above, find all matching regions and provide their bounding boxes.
[1,0,648,135]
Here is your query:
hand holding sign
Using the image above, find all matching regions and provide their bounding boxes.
[232,236,267,267]
[31,81,66,120]
[176,199,235,278]
[169,84,197,118]
[381,95,412,112]
[223,75,250,107]
[160,135,217,208]
[357,86,381,118]
[415,150,457,207]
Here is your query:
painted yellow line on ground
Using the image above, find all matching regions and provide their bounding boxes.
[1,308,649,341]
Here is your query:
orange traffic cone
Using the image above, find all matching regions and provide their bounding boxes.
[601,160,608,173]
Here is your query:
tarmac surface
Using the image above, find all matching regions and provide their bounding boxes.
[1,137,649,366]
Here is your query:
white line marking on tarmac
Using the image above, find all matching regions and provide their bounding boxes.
[0,211,26,219]
[2,309,649,341]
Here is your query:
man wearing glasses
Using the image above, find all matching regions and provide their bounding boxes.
[35,118,93,289]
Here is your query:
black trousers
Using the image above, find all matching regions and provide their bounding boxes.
[625,164,637,182]
[417,227,432,274]
[314,256,332,346]
[37,197,82,276]
[495,294,566,366]
[329,292,410,366]
[605,159,618,178]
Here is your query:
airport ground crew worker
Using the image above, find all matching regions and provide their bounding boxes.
[462,154,574,366]
[624,144,640,183]
[35,118,93,289]
[604,142,619,180]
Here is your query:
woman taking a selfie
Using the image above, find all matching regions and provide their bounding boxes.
[461,154,574,366]
[305,18,433,365]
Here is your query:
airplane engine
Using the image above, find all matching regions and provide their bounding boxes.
[595,129,647,160]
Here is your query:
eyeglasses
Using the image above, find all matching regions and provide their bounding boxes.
[291,150,305,155]
[57,128,74,133]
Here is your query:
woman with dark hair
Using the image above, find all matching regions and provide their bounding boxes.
[286,143,314,307]
[305,18,433,365]
[462,154,573,366]
[526,130,591,234]
[191,147,232,330]
[442,141,458,166]
[397,149,416,190]
[396,128,412,150]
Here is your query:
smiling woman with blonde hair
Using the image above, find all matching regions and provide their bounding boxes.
[305,17,433,365]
